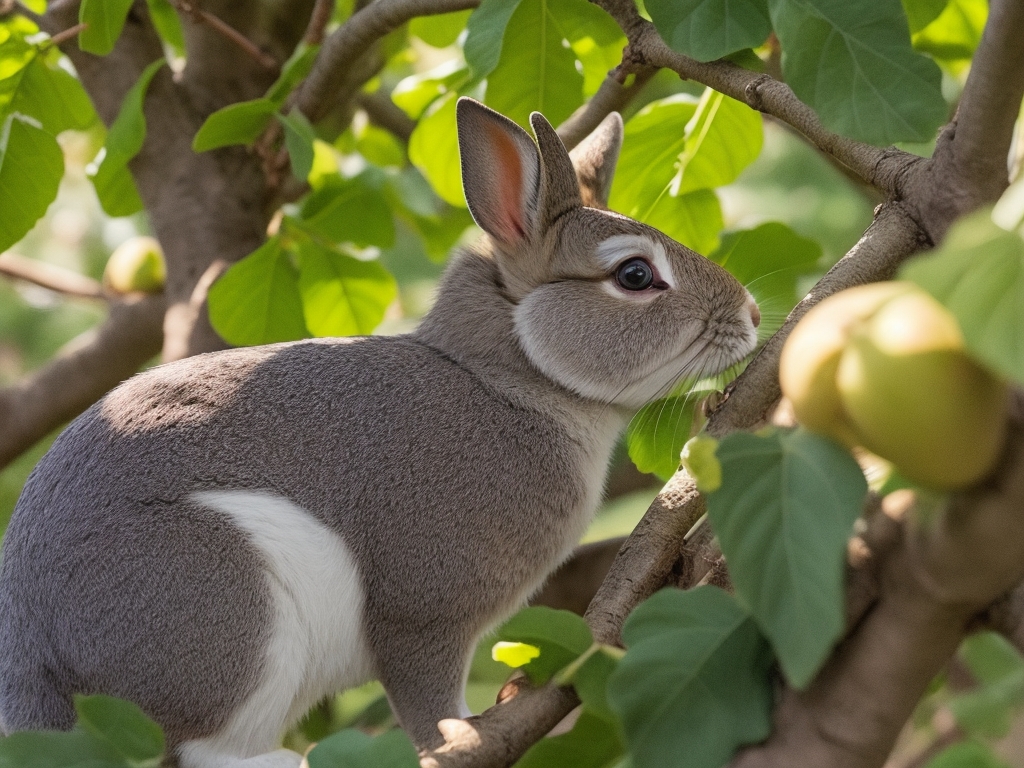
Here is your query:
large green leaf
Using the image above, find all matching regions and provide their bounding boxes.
[647,0,772,62]
[706,428,867,688]
[948,633,1024,738]
[78,0,135,55]
[768,0,947,145]
[90,58,165,217]
[391,60,469,120]
[463,0,525,79]
[674,88,763,195]
[901,210,1024,386]
[307,729,419,768]
[610,93,752,254]
[608,586,774,768]
[410,10,472,48]
[299,178,396,248]
[17,59,97,134]
[409,91,465,207]
[514,708,623,768]
[901,0,949,33]
[627,392,706,480]
[295,242,396,337]
[483,0,586,128]
[0,114,63,252]
[710,222,822,319]
[208,236,310,346]
[493,606,594,684]
[192,98,278,152]
[75,695,164,766]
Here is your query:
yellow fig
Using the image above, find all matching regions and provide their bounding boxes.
[835,291,1008,489]
[104,236,166,294]
[780,282,912,445]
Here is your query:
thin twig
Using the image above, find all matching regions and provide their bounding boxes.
[174,1,278,69]
[0,253,105,300]
[304,0,335,45]
[46,21,88,47]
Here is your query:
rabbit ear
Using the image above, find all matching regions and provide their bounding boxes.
[457,98,541,247]
[529,112,583,229]
[568,113,623,209]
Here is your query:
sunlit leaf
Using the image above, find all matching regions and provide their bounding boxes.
[145,0,185,54]
[0,114,63,253]
[410,10,472,48]
[463,0,525,79]
[706,428,867,687]
[627,392,705,480]
[208,236,310,346]
[409,91,465,207]
[494,607,593,684]
[299,178,396,248]
[78,0,135,55]
[912,0,986,63]
[192,98,278,152]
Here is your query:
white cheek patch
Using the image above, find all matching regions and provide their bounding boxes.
[179,491,373,766]
[594,234,677,290]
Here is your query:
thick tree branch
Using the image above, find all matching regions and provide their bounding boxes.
[0,253,104,299]
[297,0,480,121]
[0,295,165,470]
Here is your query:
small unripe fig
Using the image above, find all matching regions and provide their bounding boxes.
[780,282,1009,490]
[104,236,166,294]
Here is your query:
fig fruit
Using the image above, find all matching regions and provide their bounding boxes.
[104,236,166,294]
[780,282,1008,489]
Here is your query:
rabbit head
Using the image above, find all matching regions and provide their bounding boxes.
[457,98,760,409]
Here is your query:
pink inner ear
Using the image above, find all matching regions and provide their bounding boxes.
[485,123,527,243]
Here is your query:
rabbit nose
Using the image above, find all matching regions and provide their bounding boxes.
[747,296,761,328]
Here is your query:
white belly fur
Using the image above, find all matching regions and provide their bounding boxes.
[179,490,373,767]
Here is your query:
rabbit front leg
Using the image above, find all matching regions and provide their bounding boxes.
[373,629,476,749]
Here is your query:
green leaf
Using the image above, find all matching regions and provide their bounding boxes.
[768,0,947,145]
[299,178,396,248]
[709,222,822,318]
[627,392,704,480]
[79,0,135,55]
[356,124,406,167]
[924,741,1010,768]
[682,435,722,493]
[192,98,278,152]
[901,210,1024,386]
[494,607,593,684]
[266,43,320,104]
[307,729,419,768]
[948,633,1024,738]
[609,94,736,254]
[409,91,465,207]
[0,114,63,253]
[277,109,317,181]
[90,58,165,217]
[674,88,762,195]
[464,0,525,79]
[608,586,774,768]
[75,695,164,766]
[0,729,122,768]
[410,10,473,48]
[391,60,469,120]
[492,641,541,667]
[483,0,586,128]
[912,0,986,63]
[16,59,98,134]
[559,645,623,722]
[514,708,623,768]
[296,242,397,337]
[901,0,949,33]
[208,236,310,346]
[706,428,867,688]
[647,0,772,61]
[144,0,185,54]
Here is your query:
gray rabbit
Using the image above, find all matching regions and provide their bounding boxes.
[0,99,759,767]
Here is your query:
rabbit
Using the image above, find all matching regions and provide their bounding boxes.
[0,98,760,768]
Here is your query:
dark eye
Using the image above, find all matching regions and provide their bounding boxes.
[616,258,654,291]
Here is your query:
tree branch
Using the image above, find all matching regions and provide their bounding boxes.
[0,253,104,299]
[556,65,656,150]
[304,0,335,44]
[297,0,480,122]
[0,295,165,470]
[589,0,919,196]
[174,1,279,69]
[356,91,416,143]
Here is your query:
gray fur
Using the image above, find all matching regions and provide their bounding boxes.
[0,99,758,760]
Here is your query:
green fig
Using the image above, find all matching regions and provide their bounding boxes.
[104,236,166,294]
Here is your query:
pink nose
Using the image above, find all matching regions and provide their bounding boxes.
[747,297,761,328]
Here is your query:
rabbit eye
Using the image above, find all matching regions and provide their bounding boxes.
[616,258,654,291]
